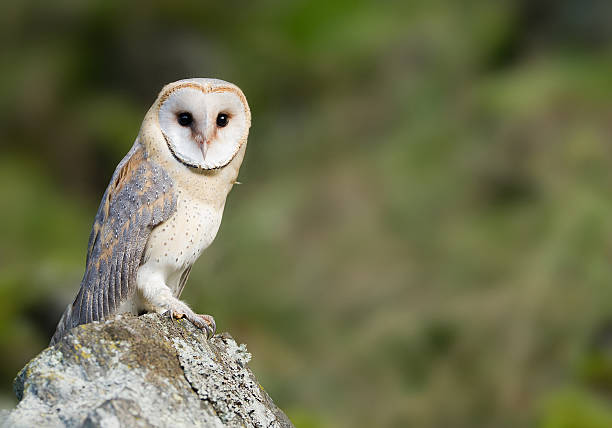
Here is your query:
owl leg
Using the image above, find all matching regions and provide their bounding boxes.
[137,267,215,339]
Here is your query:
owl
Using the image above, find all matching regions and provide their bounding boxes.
[50,78,251,345]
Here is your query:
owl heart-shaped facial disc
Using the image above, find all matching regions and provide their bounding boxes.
[158,81,250,170]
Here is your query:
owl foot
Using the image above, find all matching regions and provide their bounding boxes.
[171,310,216,339]
[195,314,217,339]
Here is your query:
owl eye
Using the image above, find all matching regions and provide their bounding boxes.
[177,112,193,127]
[216,113,229,127]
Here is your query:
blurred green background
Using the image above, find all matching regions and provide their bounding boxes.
[2,1,612,427]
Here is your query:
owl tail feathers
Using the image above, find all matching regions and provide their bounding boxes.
[49,303,75,346]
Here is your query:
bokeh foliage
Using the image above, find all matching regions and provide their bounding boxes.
[1,1,612,426]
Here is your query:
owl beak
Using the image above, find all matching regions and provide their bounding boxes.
[195,134,208,161]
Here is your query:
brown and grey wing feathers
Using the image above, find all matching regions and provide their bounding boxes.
[50,142,177,345]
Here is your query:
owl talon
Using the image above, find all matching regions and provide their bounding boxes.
[161,306,215,339]
[183,313,216,339]
[197,314,216,339]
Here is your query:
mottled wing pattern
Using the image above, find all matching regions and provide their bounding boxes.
[50,142,177,344]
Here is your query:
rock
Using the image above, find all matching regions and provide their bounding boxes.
[2,313,293,428]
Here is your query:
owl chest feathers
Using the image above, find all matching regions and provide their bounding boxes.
[142,181,223,291]
[138,146,243,296]
[145,193,222,286]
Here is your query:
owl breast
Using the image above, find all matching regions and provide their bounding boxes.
[142,189,225,295]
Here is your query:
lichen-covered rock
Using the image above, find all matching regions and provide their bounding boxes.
[2,313,293,428]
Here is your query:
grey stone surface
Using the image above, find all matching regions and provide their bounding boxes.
[2,313,293,428]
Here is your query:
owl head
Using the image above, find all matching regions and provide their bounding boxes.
[150,78,251,170]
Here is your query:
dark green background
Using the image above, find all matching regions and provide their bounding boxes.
[2,1,612,427]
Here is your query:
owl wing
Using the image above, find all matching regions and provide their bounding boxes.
[50,141,177,345]
[176,265,192,298]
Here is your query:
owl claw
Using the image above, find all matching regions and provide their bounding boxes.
[166,309,216,339]
[188,313,216,339]
[198,314,216,339]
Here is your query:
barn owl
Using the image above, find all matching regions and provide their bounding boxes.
[50,78,250,345]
